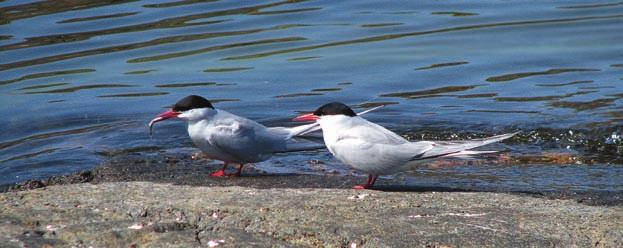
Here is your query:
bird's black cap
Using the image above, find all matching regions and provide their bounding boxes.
[313,102,356,117]
[172,95,214,111]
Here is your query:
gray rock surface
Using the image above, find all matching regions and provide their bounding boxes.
[1,182,621,247]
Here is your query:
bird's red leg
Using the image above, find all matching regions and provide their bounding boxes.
[353,174,378,189]
[210,162,228,177]
[231,164,244,177]
[368,175,378,187]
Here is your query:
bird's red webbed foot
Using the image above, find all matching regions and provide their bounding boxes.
[209,163,229,177]
[353,174,378,190]
[229,164,244,177]
[209,169,227,177]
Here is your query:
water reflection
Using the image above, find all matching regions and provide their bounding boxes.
[155,82,220,88]
[273,93,323,98]
[19,82,69,91]
[221,14,623,61]
[124,69,157,75]
[1,0,622,186]
[287,56,320,61]
[0,1,301,52]
[494,91,596,102]
[129,37,305,63]
[536,80,594,87]
[1,148,60,163]
[0,123,118,150]
[0,69,95,86]
[557,1,623,9]
[487,68,600,82]
[360,23,403,28]
[311,88,341,92]
[356,102,399,108]
[23,84,134,94]
[457,93,498,99]
[57,12,139,24]
[0,0,136,24]
[380,85,480,99]
[203,67,253,73]
[550,98,616,111]
[466,110,541,114]
[143,0,218,8]
[415,61,468,71]
[249,7,322,15]
[98,92,169,98]
[430,11,478,17]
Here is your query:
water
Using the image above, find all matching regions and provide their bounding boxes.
[1,0,622,188]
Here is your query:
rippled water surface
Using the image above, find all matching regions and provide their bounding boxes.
[1,0,622,187]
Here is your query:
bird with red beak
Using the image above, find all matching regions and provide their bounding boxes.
[294,102,518,189]
[149,95,324,177]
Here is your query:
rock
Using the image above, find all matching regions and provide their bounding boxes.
[1,182,621,247]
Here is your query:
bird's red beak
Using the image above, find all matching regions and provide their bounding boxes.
[149,109,180,135]
[292,113,319,122]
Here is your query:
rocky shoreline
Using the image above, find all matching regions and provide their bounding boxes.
[1,154,622,246]
[2,182,622,247]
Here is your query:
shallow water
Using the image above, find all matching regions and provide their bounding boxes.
[1,0,622,187]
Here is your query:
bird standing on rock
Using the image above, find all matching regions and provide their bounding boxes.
[294,102,518,189]
[149,95,320,177]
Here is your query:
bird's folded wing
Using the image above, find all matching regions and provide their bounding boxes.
[409,132,518,161]
[206,122,257,158]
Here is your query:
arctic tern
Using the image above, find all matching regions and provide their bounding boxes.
[294,102,517,189]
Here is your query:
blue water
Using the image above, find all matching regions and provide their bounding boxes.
[1,0,622,187]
